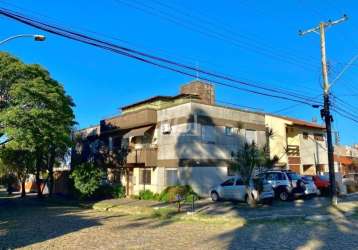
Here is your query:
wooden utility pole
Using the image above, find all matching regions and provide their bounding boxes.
[299,15,348,205]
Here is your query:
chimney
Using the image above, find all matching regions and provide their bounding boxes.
[180,80,215,105]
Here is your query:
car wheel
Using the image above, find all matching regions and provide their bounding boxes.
[211,191,219,202]
[279,191,289,201]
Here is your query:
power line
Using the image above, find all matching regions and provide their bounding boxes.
[114,0,319,72]
[0,7,321,108]
[146,0,320,66]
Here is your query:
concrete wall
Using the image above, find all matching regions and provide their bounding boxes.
[299,130,328,166]
[157,102,266,163]
[265,115,288,164]
[178,166,228,197]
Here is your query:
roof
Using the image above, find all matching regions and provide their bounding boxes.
[268,114,325,129]
[121,93,200,110]
[122,125,153,138]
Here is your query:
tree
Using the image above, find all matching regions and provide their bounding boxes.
[70,162,104,198]
[0,146,35,197]
[0,52,75,197]
[230,142,278,206]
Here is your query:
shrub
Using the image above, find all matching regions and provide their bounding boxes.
[93,184,114,199]
[159,185,196,202]
[138,189,159,200]
[113,184,126,198]
[70,162,104,198]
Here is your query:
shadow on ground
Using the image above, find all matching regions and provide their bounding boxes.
[0,192,119,249]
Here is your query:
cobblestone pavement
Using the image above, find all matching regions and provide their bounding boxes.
[1,198,357,250]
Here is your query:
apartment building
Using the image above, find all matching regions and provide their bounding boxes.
[334,144,358,175]
[265,115,328,175]
[93,81,266,196]
[75,80,332,197]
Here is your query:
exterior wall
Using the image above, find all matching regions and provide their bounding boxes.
[178,166,228,197]
[265,115,288,165]
[299,129,328,166]
[265,115,328,174]
[180,81,215,105]
[157,102,266,167]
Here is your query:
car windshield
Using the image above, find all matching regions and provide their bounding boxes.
[287,172,301,180]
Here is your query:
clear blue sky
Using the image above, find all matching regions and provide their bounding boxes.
[0,0,357,145]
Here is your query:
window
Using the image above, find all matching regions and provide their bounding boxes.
[314,133,324,141]
[221,178,235,186]
[303,132,308,140]
[202,125,216,143]
[165,169,178,186]
[245,129,257,144]
[139,169,151,185]
[266,173,277,181]
[225,126,233,136]
[235,178,244,185]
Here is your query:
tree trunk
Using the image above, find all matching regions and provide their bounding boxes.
[48,149,56,197]
[21,180,26,197]
[48,165,54,196]
[36,154,43,198]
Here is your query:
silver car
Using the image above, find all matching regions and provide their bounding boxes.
[210,176,274,204]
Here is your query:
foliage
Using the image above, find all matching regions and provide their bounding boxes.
[230,142,278,186]
[70,163,104,198]
[0,52,75,196]
[138,190,159,200]
[0,146,35,196]
[113,184,126,198]
[159,185,196,202]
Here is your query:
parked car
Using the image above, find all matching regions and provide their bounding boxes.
[209,176,274,204]
[301,176,319,197]
[257,170,306,201]
[304,175,330,195]
[343,173,358,193]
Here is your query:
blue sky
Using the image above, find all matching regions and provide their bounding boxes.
[0,0,357,145]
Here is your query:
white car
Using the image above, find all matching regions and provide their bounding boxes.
[302,176,319,197]
[209,176,274,204]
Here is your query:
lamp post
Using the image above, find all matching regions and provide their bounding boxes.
[0,34,46,46]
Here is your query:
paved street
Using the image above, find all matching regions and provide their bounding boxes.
[1,195,357,250]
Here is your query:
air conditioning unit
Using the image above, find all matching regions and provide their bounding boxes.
[161,122,171,134]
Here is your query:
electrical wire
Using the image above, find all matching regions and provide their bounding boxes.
[0,7,322,108]
[114,0,319,72]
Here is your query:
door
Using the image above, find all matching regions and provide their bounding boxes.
[220,178,236,199]
[126,169,134,196]
[233,178,246,201]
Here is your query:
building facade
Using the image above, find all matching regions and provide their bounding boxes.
[265,115,328,175]
[75,80,350,197]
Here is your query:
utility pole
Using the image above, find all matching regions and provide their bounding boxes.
[299,15,348,205]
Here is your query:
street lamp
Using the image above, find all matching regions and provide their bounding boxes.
[0,34,46,46]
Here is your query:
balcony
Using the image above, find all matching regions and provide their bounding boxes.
[100,109,157,133]
[126,148,158,167]
[287,145,300,156]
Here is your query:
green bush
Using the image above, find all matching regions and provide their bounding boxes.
[138,189,159,200]
[113,184,126,198]
[70,162,104,198]
[93,184,114,199]
[159,185,196,202]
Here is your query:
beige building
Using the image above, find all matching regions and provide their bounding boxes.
[265,115,328,175]
[98,81,266,197]
[76,80,333,197]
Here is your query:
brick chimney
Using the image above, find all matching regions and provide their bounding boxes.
[180,80,215,105]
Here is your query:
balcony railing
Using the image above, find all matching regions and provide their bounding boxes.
[126,148,157,167]
[287,145,300,156]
